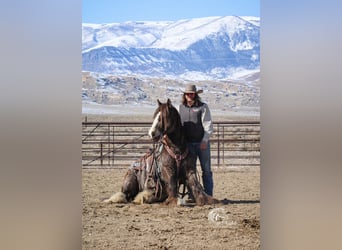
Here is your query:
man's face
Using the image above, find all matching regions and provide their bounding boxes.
[185,92,195,101]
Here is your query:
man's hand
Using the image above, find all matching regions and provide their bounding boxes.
[200,141,208,150]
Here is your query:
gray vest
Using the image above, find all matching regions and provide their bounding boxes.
[179,103,204,143]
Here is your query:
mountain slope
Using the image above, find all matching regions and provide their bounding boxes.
[82,16,259,80]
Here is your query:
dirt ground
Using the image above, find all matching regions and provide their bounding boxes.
[82,166,260,249]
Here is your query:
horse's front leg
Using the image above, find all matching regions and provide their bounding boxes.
[162,164,178,205]
[185,160,219,206]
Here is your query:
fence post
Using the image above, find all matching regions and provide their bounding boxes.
[100,142,103,166]
[112,125,115,166]
[222,125,225,165]
[107,124,110,165]
[217,123,220,167]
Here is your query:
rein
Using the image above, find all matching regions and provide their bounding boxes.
[150,101,190,199]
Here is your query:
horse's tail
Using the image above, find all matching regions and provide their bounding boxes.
[102,192,128,203]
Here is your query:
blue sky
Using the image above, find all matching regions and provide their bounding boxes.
[82,0,259,23]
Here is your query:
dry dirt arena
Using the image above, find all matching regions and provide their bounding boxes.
[82,166,260,249]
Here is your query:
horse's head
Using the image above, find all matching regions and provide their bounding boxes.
[148,99,181,141]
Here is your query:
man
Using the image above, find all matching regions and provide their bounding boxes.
[179,84,214,196]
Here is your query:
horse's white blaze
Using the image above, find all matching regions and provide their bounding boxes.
[148,112,161,138]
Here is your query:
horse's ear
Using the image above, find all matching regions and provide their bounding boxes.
[157,99,162,106]
[167,98,171,106]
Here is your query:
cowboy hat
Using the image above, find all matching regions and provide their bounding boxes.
[182,84,203,94]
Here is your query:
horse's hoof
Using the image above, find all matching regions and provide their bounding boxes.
[163,197,178,206]
[177,198,187,206]
[102,192,127,203]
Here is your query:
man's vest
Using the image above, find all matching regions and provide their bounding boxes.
[179,102,205,143]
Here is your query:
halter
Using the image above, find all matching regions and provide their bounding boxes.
[149,100,190,198]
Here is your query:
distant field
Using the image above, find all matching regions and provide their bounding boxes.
[82,104,260,123]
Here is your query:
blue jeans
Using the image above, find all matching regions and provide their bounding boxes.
[187,142,213,196]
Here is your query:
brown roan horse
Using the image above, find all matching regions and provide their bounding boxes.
[103,99,218,206]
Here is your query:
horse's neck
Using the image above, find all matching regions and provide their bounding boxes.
[166,128,186,152]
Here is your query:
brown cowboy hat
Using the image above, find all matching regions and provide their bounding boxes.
[182,84,203,94]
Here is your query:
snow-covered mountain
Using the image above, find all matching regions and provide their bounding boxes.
[82,16,259,80]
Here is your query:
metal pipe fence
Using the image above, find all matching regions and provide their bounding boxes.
[82,121,260,169]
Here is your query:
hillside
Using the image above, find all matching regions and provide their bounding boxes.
[82,71,260,117]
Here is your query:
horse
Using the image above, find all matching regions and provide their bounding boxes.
[103,99,218,206]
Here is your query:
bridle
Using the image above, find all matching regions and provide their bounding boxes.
[149,101,191,199]
[153,104,189,167]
